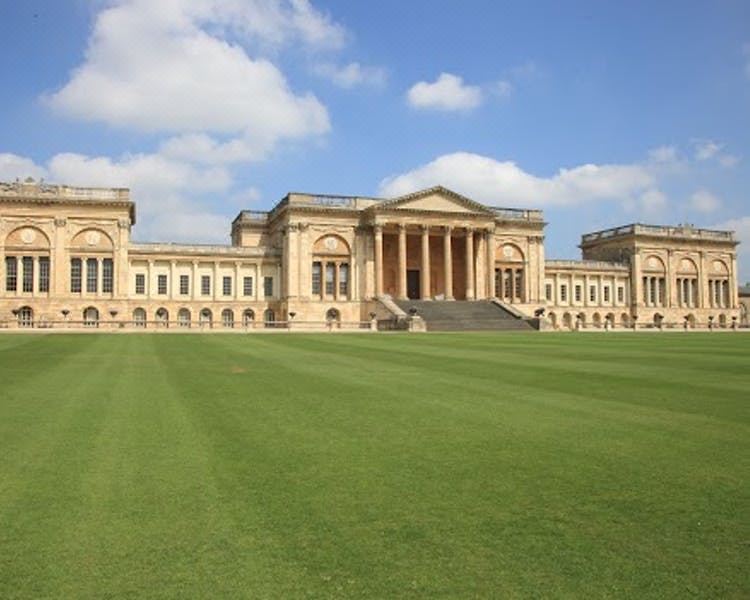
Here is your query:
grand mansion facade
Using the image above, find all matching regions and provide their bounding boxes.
[0,178,742,331]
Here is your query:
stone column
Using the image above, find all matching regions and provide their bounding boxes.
[234,262,241,300]
[465,228,475,300]
[334,262,340,301]
[554,273,560,305]
[170,260,177,299]
[397,224,407,300]
[192,261,198,300]
[147,260,153,299]
[213,262,219,301]
[730,255,739,308]
[33,256,39,295]
[374,224,383,298]
[584,274,590,306]
[486,229,495,299]
[420,225,430,300]
[687,278,694,308]
[443,226,454,300]
[96,258,103,298]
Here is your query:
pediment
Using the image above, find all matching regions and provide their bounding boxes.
[375,186,494,215]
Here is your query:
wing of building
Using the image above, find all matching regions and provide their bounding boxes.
[0,178,742,330]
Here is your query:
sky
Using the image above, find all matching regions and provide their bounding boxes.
[1,0,749,280]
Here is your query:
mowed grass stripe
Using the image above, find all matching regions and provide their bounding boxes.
[0,333,747,598]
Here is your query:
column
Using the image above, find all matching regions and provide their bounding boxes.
[420,225,430,300]
[708,280,714,308]
[398,224,407,300]
[443,226,454,300]
[334,262,340,301]
[374,225,383,297]
[584,274,590,306]
[96,258,103,298]
[687,278,694,308]
[645,277,651,306]
[192,261,199,300]
[655,277,661,307]
[499,269,505,301]
[234,262,241,301]
[170,260,177,299]
[254,263,260,301]
[33,256,40,295]
[465,228,475,300]
[554,273,560,305]
[486,229,495,299]
[213,262,219,301]
[147,260,153,299]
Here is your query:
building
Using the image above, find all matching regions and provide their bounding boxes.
[0,178,742,330]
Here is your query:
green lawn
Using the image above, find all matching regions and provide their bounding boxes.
[0,332,747,598]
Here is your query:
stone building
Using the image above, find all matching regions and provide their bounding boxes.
[0,178,742,330]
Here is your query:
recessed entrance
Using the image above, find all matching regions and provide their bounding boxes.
[407,269,420,299]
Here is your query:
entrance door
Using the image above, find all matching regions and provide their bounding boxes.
[407,270,420,299]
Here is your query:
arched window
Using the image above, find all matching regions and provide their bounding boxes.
[155,307,169,328]
[592,313,602,328]
[133,307,147,328]
[562,312,572,330]
[222,308,234,328]
[718,314,727,328]
[242,309,255,327]
[199,308,213,328]
[620,313,630,328]
[653,313,664,328]
[83,306,99,328]
[18,306,33,328]
[548,312,557,329]
[178,308,191,328]
[263,308,275,328]
[606,313,615,329]
[326,307,341,329]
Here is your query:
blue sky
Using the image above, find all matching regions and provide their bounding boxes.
[1,0,749,280]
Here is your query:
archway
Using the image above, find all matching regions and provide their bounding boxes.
[83,306,99,328]
[592,312,602,328]
[326,307,341,329]
[242,309,255,327]
[548,311,557,329]
[562,312,572,330]
[222,308,234,328]
[133,308,147,328]
[18,306,33,328]
[199,308,213,328]
[263,308,275,328]
[155,307,169,328]
[178,308,191,328]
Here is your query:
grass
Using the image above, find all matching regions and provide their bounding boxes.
[0,332,747,598]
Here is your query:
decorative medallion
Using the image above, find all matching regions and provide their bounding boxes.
[648,257,658,268]
[324,236,339,251]
[85,230,101,246]
[20,228,36,244]
[503,245,514,258]
[681,259,692,270]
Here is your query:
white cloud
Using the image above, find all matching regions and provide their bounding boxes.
[0,153,47,181]
[688,189,721,213]
[648,145,678,164]
[313,62,387,88]
[637,189,668,217]
[45,0,331,159]
[379,152,655,207]
[692,139,738,167]
[406,73,483,111]
[492,80,514,98]
[711,215,750,282]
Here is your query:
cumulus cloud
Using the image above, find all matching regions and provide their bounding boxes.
[648,145,679,164]
[379,152,656,208]
[692,139,739,167]
[712,215,750,281]
[0,153,47,181]
[688,189,721,213]
[44,0,331,161]
[492,80,514,98]
[406,73,483,111]
[313,62,387,88]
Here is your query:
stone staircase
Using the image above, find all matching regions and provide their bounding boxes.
[392,299,535,332]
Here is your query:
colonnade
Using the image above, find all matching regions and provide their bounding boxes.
[642,276,666,307]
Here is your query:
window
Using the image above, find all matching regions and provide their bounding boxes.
[18,306,33,328]
[242,309,255,326]
[180,274,189,295]
[102,259,113,293]
[514,270,523,300]
[22,257,33,292]
[70,258,82,293]
[603,286,610,303]
[264,276,273,298]
[223,276,232,296]
[574,284,582,303]
[157,274,167,295]
[560,284,568,303]
[39,257,49,293]
[178,308,191,327]
[199,308,212,327]
[222,308,234,328]
[201,275,211,296]
[86,258,98,293]
[243,276,253,297]
[617,286,624,303]
[5,256,17,292]
[312,261,322,295]
[545,283,552,301]
[133,308,147,328]
[589,285,596,303]
[83,306,99,327]
[135,273,145,295]
[325,263,335,296]
[504,269,513,299]
[339,263,349,297]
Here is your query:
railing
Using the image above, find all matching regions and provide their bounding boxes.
[489,207,544,221]
[0,319,377,332]
[545,259,629,270]
[582,223,736,243]
[0,180,129,201]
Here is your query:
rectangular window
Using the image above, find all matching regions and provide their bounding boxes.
[157,274,167,295]
[22,256,33,292]
[5,256,17,292]
[201,275,211,296]
[589,285,596,303]
[325,263,335,296]
[243,276,253,297]
[312,261,322,295]
[135,273,145,295]
[102,258,113,293]
[86,258,98,293]
[560,284,568,303]
[617,286,624,303]
[504,269,513,299]
[263,276,273,298]
[180,274,189,295]
[545,283,552,301]
[514,270,523,299]
[71,258,82,293]
[574,284,582,303]
[339,263,349,297]
[39,257,49,293]
[603,286,610,303]
[223,276,232,296]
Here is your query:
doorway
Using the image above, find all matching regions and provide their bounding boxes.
[407,270,420,299]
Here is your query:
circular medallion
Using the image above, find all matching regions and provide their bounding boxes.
[648,257,658,268]
[324,236,339,251]
[85,230,101,246]
[503,245,514,258]
[20,228,36,244]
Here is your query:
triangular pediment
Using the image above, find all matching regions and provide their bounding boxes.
[375,186,494,214]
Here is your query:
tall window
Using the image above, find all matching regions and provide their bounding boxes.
[135,273,145,295]
[574,285,582,303]
[263,276,273,298]
[514,270,523,300]
[180,274,189,295]
[339,263,349,297]
[603,286,610,303]
[22,257,33,292]
[5,256,17,292]
[223,276,232,296]
[157,274,167,295]
[39,257,49,293]
[312,261,322,295]
[243,276,253,297]
[589,285,596,303]
[504,269,513,299]
[102,258,113,293]
[560,284,568,303]
[325,263,335,296]
[201,275,211,296]
[545,283,552,301]
[70,258,82,293]
[617,286,624,303]
[86,258,98,293]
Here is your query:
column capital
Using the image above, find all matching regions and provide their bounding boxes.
[444,225,453,234]
[397,222,406,231]
[465,226,474,235]
[373,223,384,233]
[420,224,430,232]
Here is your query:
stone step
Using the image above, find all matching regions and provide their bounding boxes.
[393,300,535,332]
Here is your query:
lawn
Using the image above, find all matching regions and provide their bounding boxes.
[0,332,747,598]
